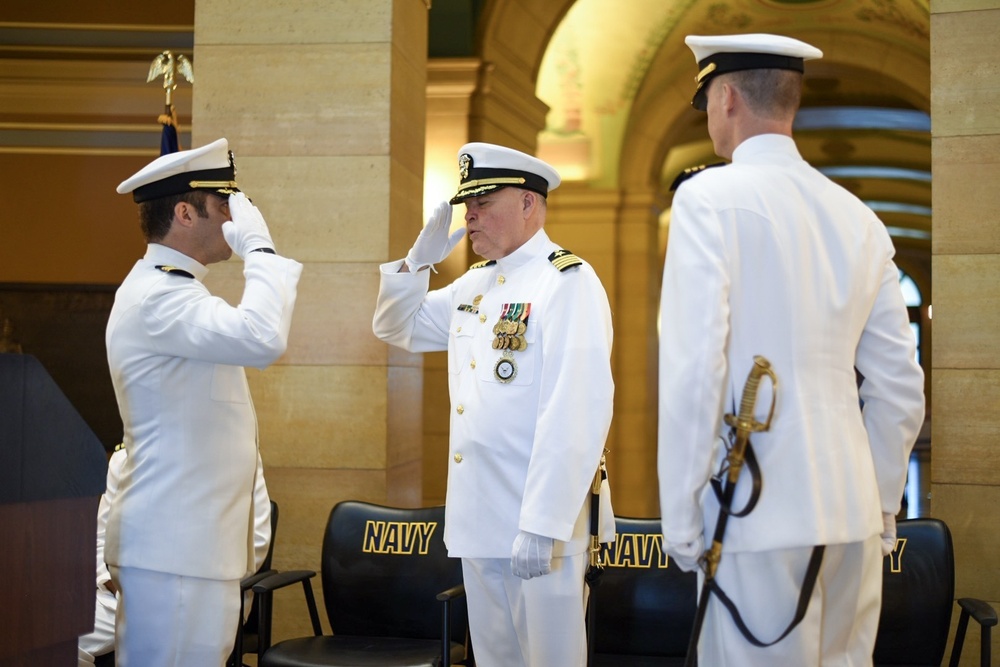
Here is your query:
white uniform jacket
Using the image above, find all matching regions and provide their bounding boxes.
[95,449,128,599]
[373,230,614,558]
[105,243,300,580]
[658,134,925,554]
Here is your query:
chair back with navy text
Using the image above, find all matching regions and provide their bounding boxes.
[322,501,465,641]
[255,500,469,667]
[590,516,698,665]
[874,518,954,666]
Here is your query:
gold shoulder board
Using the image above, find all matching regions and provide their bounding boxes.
[155,265,194,279]
[549,249,582,272]
[669,162,726,191]
[469,259,497,270]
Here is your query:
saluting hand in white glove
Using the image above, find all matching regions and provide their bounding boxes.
[511,530,553,580]
[223,192,275,259]
[405,201,465,272]
[665,535,704,573]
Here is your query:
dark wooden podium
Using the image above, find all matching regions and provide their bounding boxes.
[0,354,109,667]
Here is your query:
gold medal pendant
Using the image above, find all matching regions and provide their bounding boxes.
[494,350,518,383]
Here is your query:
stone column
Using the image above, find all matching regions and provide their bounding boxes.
[192,0,429,640]
[611,187,663,517]
[931,0,1000,661]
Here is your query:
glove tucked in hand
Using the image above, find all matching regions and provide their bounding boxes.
[880,512,897,557]
[405,201,465,272]
[665,536,704,573]
[223,192,275,259]
[510,531,553,580]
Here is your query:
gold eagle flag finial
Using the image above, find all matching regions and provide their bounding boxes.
[147,50,194,109]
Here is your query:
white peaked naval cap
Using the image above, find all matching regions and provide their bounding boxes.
[117,137,240,203]
[684,33,823,110]
[449,142,561,205]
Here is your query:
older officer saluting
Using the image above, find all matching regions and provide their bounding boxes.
[657,34,925,666]
[373,143,615,666]
[107,139,301,666]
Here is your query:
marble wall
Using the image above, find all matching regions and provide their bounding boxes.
[191,0,431,640]
[930,0,1000,662]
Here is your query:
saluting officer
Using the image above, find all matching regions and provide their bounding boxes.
[107,139,301,666]
[657,34,925,665]
[373,143,615,667]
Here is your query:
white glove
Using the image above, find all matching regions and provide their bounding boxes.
[510,531,553,580]
[665,536,704,573]
[405,201,465,272]
[223,192,275,259]
[880,512,897,557]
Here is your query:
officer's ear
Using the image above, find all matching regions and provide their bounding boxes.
[173,201,196,229]
[522,190,537,214]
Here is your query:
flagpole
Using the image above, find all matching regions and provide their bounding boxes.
[147,50,193,155]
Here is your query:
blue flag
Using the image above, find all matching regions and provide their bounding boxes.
[158,107,180,155]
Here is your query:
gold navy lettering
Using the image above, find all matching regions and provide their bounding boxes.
[600,533,669,569]
[362,520,438,555]
[887,537,907,574]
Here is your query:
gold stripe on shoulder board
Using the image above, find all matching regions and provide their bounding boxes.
[469,259,497,270]
[155,265,195,278]
[548,249,582,272]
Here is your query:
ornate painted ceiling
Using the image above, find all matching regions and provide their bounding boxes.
[535,0,930,249]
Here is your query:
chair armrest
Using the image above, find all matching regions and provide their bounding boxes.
[958,598,998,627]
[241,568,277,591]
[251,569,316,594]
[948,598,997,667]
[252,569,323,653]
[437,583,467,667]
[436,583,466,602]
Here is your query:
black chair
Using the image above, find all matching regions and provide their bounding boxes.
[589,516,698,666]
[229,499,280,667]
[874,517,996,667]
[253,500,470,667]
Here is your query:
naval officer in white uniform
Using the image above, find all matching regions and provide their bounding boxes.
[77,445,273,666]
[106,138,301,666]
[657,34,925,666]
[373,143,615,666]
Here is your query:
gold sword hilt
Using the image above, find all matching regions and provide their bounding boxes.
[722,356,777,484]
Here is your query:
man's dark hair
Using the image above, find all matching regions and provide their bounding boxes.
[726,68,802,119]
[138,191,210,243]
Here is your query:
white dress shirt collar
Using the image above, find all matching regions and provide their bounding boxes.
[144,243,209,282]
[732,133,804,165]
[496,229,550,272]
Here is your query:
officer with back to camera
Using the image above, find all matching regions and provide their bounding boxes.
[657,34,925,666]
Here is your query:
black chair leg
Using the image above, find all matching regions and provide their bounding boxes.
[980,624,990,667]
[949,609,970,667]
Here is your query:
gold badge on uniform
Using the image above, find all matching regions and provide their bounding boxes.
[494,355,517,383]
[492,303,530,383]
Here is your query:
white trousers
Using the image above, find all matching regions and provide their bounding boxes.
[110,566,241,667]
[699,534,882,667]
[462,553,588,667]
[78,589,116,665]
